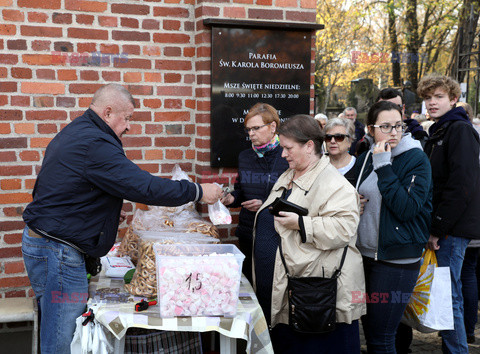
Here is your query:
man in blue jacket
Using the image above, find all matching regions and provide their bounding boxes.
[22,84,222,353]
[420,75,480,353]
[344,106,365,154]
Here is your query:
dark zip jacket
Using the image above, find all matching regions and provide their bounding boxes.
[424,106,480,239]
[228,145,289,242]
[355,134,433,260]
[23,108,202,257]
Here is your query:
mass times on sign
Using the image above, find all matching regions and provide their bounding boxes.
[223,82,301,90]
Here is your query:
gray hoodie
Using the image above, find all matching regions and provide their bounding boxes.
[356,133,423,263]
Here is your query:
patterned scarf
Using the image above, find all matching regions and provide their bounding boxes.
[252,135,280,158]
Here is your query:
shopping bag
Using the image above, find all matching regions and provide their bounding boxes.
[71,310,114,354]
[208,183,232,225]
[401,249,454,333]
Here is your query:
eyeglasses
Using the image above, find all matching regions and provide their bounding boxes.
[325,134,349,142]
[244,122,272,134]
[371,123,406,134]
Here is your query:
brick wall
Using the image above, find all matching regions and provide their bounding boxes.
[0,0,317,298]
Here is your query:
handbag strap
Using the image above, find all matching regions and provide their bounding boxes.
[355,149,371,190]
[278,238,348,279]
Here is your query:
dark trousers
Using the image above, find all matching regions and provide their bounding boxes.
[271,321,360,354]
[238,236,253,284]
[461,247,479,336]
[361,256,420,354]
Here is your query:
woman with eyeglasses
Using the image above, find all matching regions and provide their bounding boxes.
[222,103,289,283]
[354,101,433,353]
[324,118,356,185]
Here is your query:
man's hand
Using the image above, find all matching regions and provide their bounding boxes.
[220,193,234,206]
[119,210,127,223]
[241,199,262,212]
[274,211,300,230]
[427,235,440,250]
[200,183,223,204]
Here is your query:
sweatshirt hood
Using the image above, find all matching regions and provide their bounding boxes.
[429,106,471,136]
[391,133,422,157]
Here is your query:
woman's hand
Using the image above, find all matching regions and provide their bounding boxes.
[359,194,368,215]
[274,211,300,230]
[426,235,440,250]
[241,199,262,212]
[119,210,127,223]
[220,193,234,206]
[373,140,391,155]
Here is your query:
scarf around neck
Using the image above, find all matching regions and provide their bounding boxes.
[252,134,280,158]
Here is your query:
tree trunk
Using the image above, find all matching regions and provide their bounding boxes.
[387,0,401,87]
[322,84,331,115]
[446,0,480,81]
[405,0,419,88]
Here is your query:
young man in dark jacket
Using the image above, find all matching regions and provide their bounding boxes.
[22,84,223,353]
[420,75,480,353]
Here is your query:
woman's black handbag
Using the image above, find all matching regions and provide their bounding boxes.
[279,241,348,334]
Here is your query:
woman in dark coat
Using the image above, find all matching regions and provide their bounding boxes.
[222,103,289,283]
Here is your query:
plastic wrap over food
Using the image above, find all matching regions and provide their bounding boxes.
[123,232,219,297]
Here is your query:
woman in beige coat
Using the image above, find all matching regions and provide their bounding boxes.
[252,115,366,353]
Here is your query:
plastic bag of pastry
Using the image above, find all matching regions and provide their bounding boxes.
[117,225,141,264]
[208,200,232,225]
[132,207,175,231]
[137,230,220,245]
[171,164,192,182]
[124,241,157,297]
[208,183,232,225]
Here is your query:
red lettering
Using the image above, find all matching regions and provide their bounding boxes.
[351,291,364,303]
[51,291,61,303]
[379,292,389,303]
[351,51,360,64]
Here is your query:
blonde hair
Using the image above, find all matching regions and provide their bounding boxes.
[456,102,474,121]
[417,75,461,101]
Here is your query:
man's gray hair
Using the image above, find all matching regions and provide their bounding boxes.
[91,83,135,107]
[343,107,357,115]
[324,117,355,139]
[314,113,328,122]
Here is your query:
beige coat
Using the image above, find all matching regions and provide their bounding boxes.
[252,156,366,327]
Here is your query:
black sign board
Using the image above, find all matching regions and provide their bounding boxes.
[210,27,311,167]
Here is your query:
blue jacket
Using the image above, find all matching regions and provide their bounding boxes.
[355,135,433,260]
[228,145,289,242]
[350,120,365,154]
[23,109,202,257]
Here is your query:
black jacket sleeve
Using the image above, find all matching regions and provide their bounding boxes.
[85,137,202,206]
[430,123,480,237]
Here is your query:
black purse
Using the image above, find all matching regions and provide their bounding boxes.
[279,241,348,334]
[268,197,309,217]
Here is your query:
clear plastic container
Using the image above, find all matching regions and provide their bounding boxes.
[155,244,245,318]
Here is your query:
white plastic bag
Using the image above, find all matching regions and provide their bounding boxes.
[172,164,192,181]
[208,184,232,225]
[71,312,113,354]
[401,250,454,332]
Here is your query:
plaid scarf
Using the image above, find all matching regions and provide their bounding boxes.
[252,134,280,158]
